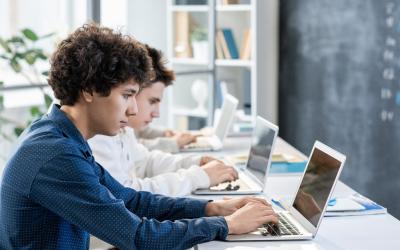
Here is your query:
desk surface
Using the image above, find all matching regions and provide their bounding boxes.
[194,136,400,250]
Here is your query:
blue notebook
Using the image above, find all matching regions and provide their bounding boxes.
[269,161,307,174]
[325,193,387,216]
[222,28,239,59]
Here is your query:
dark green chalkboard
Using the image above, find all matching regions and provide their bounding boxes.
[279,0,400,219]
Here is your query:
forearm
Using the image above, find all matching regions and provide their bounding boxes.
[139,138,180,153]
[131,167,210,197]
[134,216,228,249]
[126,191,210,220]
[137,125,166,139]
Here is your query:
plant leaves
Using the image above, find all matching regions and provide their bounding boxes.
[40,32,55,39]
[15,52,25,59]
[14,127,25,136]
[36,50,47,60]
[0,38,11,52]
[8,36,25,44]
[10,58,22,73]
[0,82,3,110]
[44,93,53,108]
[0,95,4,110]
[30,106,41,117]
[25,51,36,65]
[22,28,39,41]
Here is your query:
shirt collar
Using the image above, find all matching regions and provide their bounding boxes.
[47,104,92,154]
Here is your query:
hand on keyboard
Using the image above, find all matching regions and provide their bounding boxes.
[261,223,280,236]
[199,156,222,166]
[211,181,240,191]
[260,213,301,236]
[174,133,197,148]
[223,201,278,235]
[202,160,238,186]
[225,182,240,191]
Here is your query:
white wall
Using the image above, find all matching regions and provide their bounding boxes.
[126,0,170,127]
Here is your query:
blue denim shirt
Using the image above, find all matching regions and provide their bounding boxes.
[0,105,228,249]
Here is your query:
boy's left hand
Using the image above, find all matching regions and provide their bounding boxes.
[205,196,271,216]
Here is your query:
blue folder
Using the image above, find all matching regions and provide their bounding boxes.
[269,161,307,174]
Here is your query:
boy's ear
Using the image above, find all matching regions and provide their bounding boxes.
[81,90,94,103]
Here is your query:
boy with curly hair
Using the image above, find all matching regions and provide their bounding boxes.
[0,24,277,249]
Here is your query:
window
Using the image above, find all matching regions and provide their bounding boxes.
[0,0,86,108]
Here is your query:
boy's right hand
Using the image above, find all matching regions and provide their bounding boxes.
[201,160,238,186]
[174,133,197,148]
[224,201,278,235]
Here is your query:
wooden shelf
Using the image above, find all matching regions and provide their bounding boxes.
[171,57,209,65]
[215,59,252,67]
[170,5,209,12]
[216,4,252,12]
[172,108,208,118]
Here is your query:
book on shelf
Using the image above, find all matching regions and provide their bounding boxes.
[176,0,207,5]
[240,29,251,60]
[174,12,192,58]
[325,193,387,217]
[215,36,225,59]
[221,0,239,4]
[221,28,239,59]
[217,29,231,59]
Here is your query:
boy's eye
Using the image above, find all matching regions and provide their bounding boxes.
[123,94,132,99]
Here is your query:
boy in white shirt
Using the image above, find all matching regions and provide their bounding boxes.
[89,45,238,196]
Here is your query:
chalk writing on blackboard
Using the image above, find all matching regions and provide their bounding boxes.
[380,1,399,122]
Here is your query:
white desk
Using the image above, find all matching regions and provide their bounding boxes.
[193,136,400,250]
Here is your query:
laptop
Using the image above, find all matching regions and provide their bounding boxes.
[181,94,238,152]
[226,140,346,241]
[193,116,279,195]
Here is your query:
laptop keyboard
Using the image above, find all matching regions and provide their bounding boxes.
[260,213,302,236]
[184,140,211,149]
[210,179,250,191]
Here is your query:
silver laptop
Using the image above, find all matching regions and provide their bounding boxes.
[193,116,278,195]
[226,140,346,241]
[181,94,238,152]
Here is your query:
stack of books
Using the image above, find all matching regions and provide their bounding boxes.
[216,28,251,60]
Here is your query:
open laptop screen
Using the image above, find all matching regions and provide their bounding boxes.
[246,119,277,183]
[293,147,341,226]
[214,94,238,141]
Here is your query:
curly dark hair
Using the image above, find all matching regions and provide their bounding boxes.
[48,23,155,105]
[141,44,175,89]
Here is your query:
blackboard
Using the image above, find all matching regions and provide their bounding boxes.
[279,0,400,219]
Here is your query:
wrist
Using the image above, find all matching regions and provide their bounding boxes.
[224,215,236,234]
[200,156,206,166]
[205,201,220,216]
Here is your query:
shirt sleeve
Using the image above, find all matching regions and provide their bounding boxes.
[133,144,210,196]
[138,137,180,153]
[136,125,167,139]
[30,153,228,249]
[136,145,198,174]
[128,166,210,196]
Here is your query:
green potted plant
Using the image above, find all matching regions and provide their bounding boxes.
[0,28,55,164]
[190,27,208,62]
[0,28,54,137]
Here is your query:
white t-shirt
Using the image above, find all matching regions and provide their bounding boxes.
[88,127,210,196]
